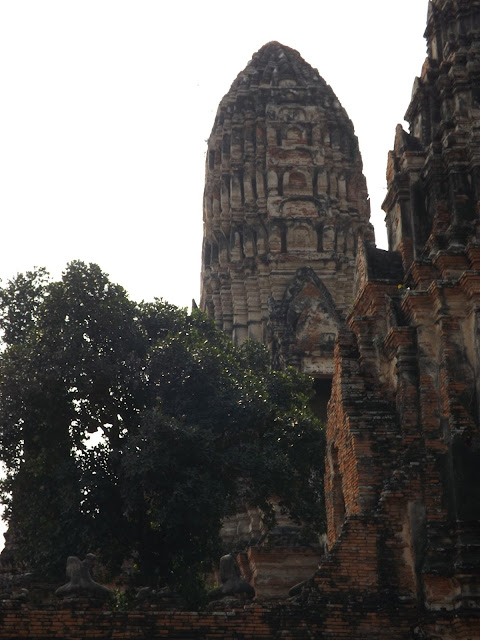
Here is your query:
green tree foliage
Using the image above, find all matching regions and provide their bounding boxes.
[0,262,325,598]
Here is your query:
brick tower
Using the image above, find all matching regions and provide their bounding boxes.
[304,0,480,635]
[200,42,374,388]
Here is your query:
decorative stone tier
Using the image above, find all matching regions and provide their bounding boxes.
[247,546,322,600]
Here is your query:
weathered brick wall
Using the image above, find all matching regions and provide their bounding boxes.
[322,248,480,607]
[0,594,480,640]
[0,601,273,639]
[1,600,477,639]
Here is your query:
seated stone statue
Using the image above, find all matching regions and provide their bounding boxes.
[55,554,111,599]
[208,554,255,601]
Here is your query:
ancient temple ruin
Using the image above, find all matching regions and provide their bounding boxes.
[199,0,480,635]
[0,1,479,638]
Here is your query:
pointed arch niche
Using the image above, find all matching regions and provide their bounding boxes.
[271,267,341,421]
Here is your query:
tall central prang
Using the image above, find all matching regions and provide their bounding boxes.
[200,43,375,593]
[201,43,374,386]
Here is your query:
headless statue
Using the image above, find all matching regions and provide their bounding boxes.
[209,554,255,601]
[55,554,111,599]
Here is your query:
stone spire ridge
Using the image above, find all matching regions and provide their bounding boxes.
[382,0,480,269]
[229,41,328,91]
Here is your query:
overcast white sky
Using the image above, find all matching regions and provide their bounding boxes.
[0,1,428,311]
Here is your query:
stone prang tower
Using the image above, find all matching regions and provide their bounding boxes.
[200,43,374,386]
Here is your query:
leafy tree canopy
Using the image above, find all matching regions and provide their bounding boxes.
[0,261,325,600]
